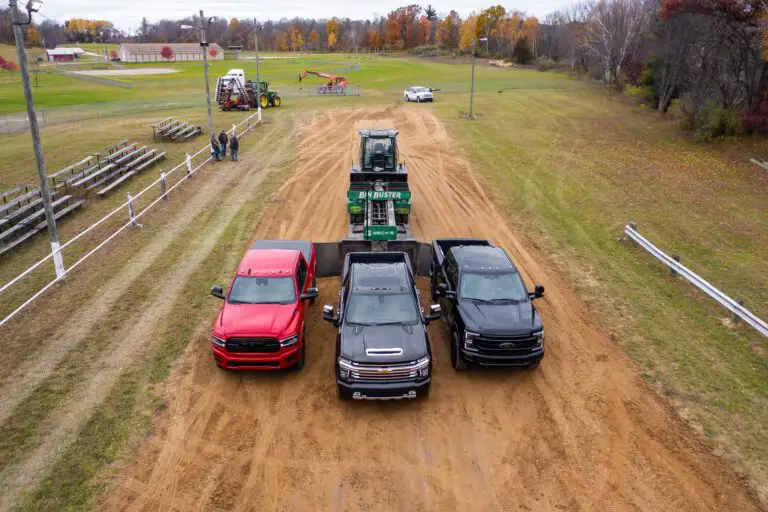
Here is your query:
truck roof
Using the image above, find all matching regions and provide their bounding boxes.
[343,253,412,291]
[250,240,312,266]
[452,245,515,272]
[237,249,298,277]
[359,128,398,138]
[350,262,410,292]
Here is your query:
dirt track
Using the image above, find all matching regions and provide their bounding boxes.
[102,107,761,511]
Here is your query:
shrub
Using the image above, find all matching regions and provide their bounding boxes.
[535,57,558,72]
[741,90,768,134]
[702,107,742,138]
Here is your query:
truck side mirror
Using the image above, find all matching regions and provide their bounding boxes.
[425,304,441,324]
[437,283,456,300]
[322,304,339,327]
[531,284,545,300]
[300,287,319,301]
[210,285,225,300]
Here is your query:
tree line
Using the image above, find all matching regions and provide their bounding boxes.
[1,1,766,135]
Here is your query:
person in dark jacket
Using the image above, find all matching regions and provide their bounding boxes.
[218,130,228,155]
[230,134,239,161]
[210,133,221,161]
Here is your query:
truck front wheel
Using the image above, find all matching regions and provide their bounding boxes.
[295,330,306,370]
[451,330,467,371]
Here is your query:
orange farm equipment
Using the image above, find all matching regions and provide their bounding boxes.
[298,70,347,95]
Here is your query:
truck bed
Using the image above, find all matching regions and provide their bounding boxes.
[250,240,313,267]
[432,238,493,266]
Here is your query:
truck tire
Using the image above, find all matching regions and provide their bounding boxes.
[451,330,467,371]
[337,384,352,400]
[310,277,317,304]
[295,330,306,370]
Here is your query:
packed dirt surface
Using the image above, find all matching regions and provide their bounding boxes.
[102,107,761,511]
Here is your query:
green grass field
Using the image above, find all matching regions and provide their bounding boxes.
[0,48,766,507]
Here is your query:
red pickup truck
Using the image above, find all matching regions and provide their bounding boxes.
[210,240,318,370]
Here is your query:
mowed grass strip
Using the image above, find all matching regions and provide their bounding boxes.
[433,85,768,494]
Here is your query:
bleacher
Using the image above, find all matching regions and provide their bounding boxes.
[49,140,166,198]
[151,118,202,142]
[0,139,167,255]
[0,184,84,256]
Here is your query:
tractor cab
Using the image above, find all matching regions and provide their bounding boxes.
[359,129,400,173]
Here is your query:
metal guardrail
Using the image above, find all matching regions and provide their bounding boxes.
[624,223,768,337]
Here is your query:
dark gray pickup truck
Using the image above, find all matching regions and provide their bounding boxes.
[322,252,441,400]
[429,239,545,370]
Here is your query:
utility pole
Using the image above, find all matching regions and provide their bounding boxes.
[469,39,476,119]
[253,19,262,122]
[9,0,65,279]
[200,10,214,135]
[468,37,487,120]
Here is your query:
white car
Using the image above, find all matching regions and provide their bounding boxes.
[404,86,434,103]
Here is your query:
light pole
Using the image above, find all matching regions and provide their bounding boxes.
[468,37,487,119]
[253,20,263,122]
[9,0,65,279]
[182,10,214,135]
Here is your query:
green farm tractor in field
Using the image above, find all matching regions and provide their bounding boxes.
[246,80,282,108]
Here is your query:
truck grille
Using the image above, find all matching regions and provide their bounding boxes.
[474,333,538,354]
[341,360,426,383]
[226,337,280,353]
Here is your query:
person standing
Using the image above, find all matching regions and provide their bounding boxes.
[210,133,221,161]
[230,134,239,161]
[218,130,228,156]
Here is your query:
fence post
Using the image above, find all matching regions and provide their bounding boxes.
[257,105,262,123]
[232,123,236,136]
[733,298,744,323]
[160,171,167,199]
[669,255,680,276]
[185,153,192,179]
[127,193,142,228]
[247,115,251,128]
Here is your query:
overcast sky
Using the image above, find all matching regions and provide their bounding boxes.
[38,1,570,33]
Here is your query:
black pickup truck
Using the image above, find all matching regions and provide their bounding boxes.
[429,239,545,370]
[322,252,441,400]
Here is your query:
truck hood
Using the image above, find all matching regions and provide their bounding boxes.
[218,303,298,338]
[458,300,539,336]
[340,324,428,363]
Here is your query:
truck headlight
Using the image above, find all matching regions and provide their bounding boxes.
[416,356,430,377]
[279,335,299,348]
[533,330,544,349]
[338,357,353,379]
[464,330,478,349]
[211,334,226,348]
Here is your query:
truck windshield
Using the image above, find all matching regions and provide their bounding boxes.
[460,272,528,302]
[346,292,419,325]
[228,276,296,305]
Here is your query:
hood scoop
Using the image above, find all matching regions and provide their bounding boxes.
[365,347,404,357]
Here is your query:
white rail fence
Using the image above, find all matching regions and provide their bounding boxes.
[624,223,768,338]
[0,112,263,327]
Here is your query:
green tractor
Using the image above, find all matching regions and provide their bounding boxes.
[246,80,282,108]
[314,128,430,278]
[347,129,411,243]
